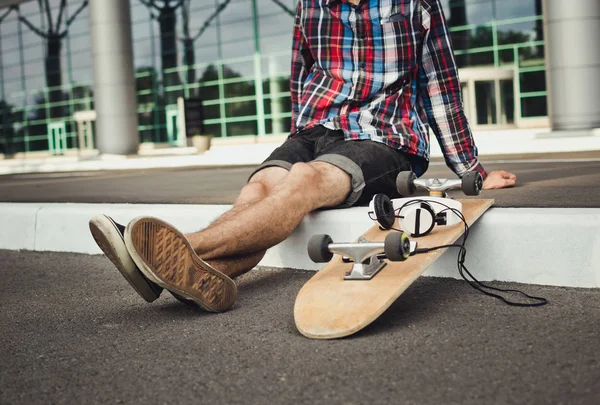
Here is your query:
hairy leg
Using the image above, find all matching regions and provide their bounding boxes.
[185,166,288,278]
[187,161,352,261]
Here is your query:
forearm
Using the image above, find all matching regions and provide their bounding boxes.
[423,88,486,178]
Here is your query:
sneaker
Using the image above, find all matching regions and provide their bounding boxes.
[124,216,237,312]
[89,215,196,306]
[89,214,163,303]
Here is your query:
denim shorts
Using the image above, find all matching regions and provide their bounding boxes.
[248,125,413,207]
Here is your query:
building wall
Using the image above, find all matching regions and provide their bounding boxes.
[0,0,548,154]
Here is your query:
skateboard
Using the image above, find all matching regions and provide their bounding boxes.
[293,170,494,339]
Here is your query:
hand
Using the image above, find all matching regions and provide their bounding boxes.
[483,170,516,190]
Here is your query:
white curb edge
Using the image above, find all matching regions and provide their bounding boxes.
[1,203,598,288]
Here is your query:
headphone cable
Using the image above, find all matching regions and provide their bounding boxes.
[386,199,548,307]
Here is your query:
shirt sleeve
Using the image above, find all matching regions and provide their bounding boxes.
[290,1,311,135]
[417,0,487,179]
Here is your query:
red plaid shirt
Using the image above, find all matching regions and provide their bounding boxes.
[290,0,487,178]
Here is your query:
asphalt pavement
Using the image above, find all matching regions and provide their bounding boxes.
[1,150,599,404]
[1,249,599,405]
[1,151,600,207]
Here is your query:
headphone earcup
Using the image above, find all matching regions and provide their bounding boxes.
[373,193,396,230]
[399,202,435,237]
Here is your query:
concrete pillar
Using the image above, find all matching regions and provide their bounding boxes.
[543,0,600,131]
[89,0,139,154]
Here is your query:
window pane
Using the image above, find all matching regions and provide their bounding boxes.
[520,71,546,93]
[521,96,547,117]
[474,80,497,125]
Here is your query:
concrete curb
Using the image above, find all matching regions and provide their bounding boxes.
[1,202,598,288]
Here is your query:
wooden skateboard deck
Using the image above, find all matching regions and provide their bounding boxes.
[294,198,494,339]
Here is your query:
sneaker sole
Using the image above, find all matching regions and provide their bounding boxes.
[124,217,237,313]
[89,215,162,303]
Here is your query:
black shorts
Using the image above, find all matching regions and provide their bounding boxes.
[249,125,413,207]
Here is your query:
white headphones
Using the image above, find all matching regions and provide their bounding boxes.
[368,193,463,237]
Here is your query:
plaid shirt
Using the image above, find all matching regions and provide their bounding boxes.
[290,0,487,178]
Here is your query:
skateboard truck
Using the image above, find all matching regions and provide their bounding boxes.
[307,233,414,280]
[396,170,483,197]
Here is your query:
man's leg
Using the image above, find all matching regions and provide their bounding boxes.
[186,161,352,272]
[86,169,286,305]
[186,128,325,278]
[186,166,289,279]
[124,160,352,312]
[98,128,325,307]
[182,130,410,280]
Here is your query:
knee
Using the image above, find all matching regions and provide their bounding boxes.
[235,166,288,206]
[235,181,269,206]
[287,162,321,188]
[288,162,352,209]
[240,163,320,205]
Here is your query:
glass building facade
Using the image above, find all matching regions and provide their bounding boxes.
[0,0,548,155]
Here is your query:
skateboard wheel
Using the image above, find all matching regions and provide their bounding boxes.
[396,171,417,196]
[373,193,396,230]
[462,171,483,196]
[307,234,334,263]
[384,232,411,262]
